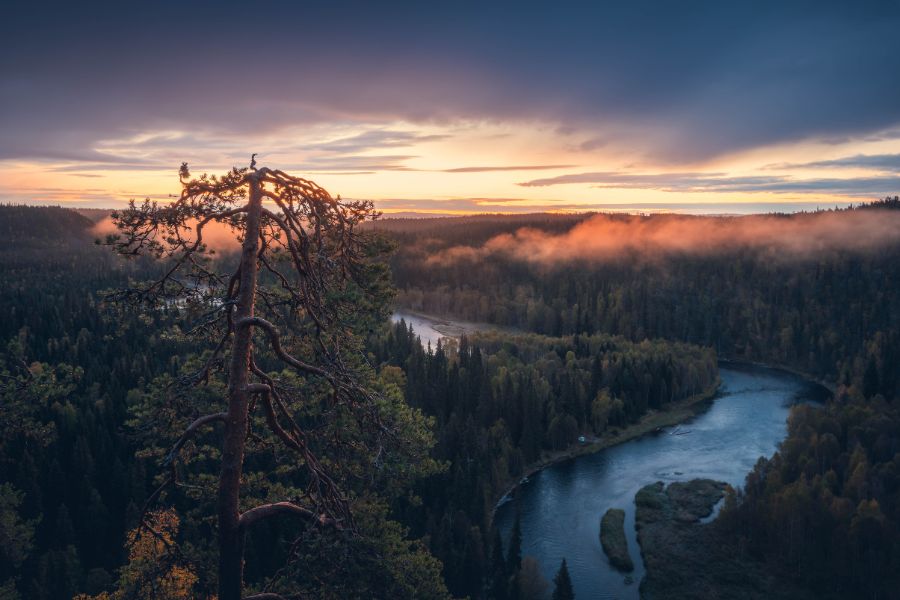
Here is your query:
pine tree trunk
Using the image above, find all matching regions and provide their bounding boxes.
[217,175,262,600]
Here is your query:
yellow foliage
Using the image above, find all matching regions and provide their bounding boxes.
[76,509,199,600]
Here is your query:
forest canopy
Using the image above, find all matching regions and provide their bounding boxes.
[0,198,898,599]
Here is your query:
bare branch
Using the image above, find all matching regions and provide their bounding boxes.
[239,501,334,530]
[164,412,227,466]
[236,316,332,381]
[244,383,271,394]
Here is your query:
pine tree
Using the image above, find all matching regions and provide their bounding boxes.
[104,161,445,599]
[489,527,508,600]
[552,558,574,600]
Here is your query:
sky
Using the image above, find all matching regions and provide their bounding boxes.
[2,0,900,215]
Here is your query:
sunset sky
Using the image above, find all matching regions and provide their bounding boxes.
[2,0,899,214]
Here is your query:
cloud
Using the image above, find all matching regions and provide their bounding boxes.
[314,130,450,153]
[577,138,608,152]
[442,164,576,173]
[49,163,175,173]
[287,155,418,172]
[767,153,900,172]
[518,171,900,196]
[2,1,900,166]
[373,198,858,215]
[374,198,541,213]
[520,172,715,187]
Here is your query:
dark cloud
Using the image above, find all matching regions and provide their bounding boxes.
[768,153,900,172]
[284,155,418,171]
[2,0,899,165]
[314,130,450,153]
[577,138,608,152]
[520,172,716,187]
[518,171,900,196]
[49,163,174,172]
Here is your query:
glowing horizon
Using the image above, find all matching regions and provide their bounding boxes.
[2,118,898,215]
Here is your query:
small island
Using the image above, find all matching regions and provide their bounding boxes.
[600,508,634,572]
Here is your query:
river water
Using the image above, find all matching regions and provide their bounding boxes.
[391,312,829,599]
[391,309,510,348]
[493,364,828,599]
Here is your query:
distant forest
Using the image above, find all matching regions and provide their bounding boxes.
[0,200,898,599]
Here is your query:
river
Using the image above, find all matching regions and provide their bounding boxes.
[391,309,512,348]
[390,312,830,599]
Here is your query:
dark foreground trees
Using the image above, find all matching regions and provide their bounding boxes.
[717,394,900,599]
[104,162,444,599]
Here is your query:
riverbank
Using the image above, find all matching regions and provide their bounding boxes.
[492,376,722,517]
[718,356,837,394]
[394,307,726,522]
[392,308,515,344]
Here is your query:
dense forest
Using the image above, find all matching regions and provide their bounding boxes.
[0,207,169,598]
[1,200,898,598]
[370,326,717,598]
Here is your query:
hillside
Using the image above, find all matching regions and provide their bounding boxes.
[0,206,119,282]
[0,205,96,249]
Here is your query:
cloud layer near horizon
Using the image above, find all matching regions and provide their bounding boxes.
[427,209,900,265]
[518,171,900,196]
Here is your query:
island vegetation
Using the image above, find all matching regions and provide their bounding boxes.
[599,508,633,572]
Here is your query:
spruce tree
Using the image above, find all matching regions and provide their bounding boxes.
[552,558,575,600]
[506,513,522,573]
[490,527,508,600]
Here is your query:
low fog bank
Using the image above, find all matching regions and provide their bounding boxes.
[427,208,900,266]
